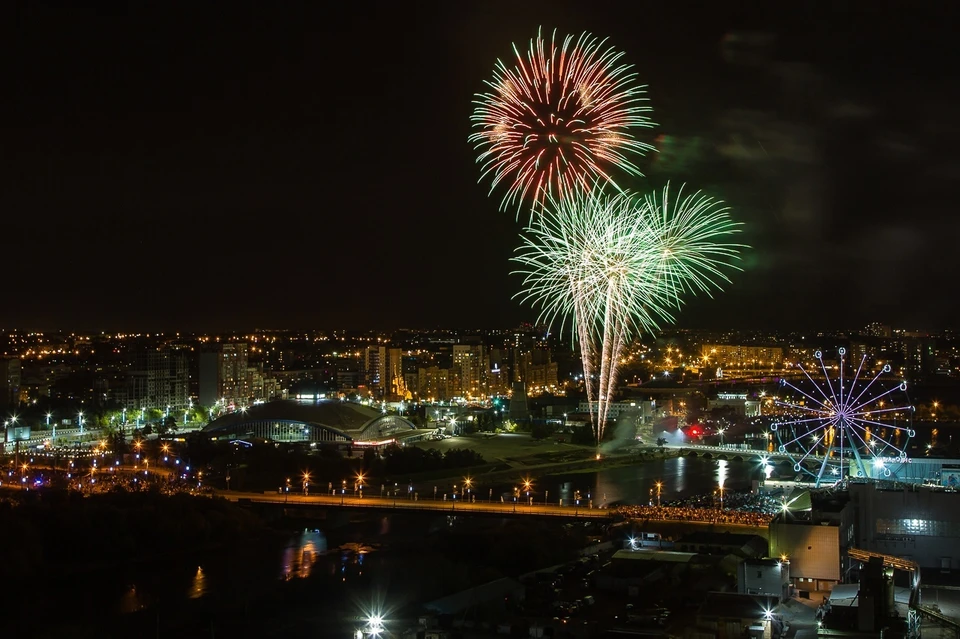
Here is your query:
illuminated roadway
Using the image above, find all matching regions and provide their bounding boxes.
[217,491,770,533]
[218,490,612,519]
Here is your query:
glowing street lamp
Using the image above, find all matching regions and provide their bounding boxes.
[655,481,662,508]
[367,613,384,635]
[77,411,84,435]
[356,472,365,497]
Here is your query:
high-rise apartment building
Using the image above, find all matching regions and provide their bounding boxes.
[199,343,251,407]
[418,366,451,401]
[402,355,420,400]
[363,346,382,396]
[517,349,558,394]
[453,344,485,399]
[127,348,189,412]
[866,322,893,338]
[364,346,404,400]
[221,343,249,405]
[485,348,510,397]
[0,358,21,409]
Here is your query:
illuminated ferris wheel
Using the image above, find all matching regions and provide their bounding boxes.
[772,348,914,487]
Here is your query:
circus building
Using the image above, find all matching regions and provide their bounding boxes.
[202,400,430,448]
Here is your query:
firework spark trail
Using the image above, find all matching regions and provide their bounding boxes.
[513,184,745,444]
[471,27,655,215]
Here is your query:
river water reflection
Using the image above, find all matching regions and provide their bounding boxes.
[501,455,762,507]
[30,457,759,635]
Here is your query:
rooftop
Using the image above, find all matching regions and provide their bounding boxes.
[698,592,778,621]
[678,531,766,546]
[203,400,380,435]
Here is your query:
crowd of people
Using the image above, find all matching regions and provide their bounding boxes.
[615,490,779,526]
[61,471,208,496]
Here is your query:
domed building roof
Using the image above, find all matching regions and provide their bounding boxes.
[202,399,417,444]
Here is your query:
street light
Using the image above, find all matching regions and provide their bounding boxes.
[655,481,662,508]
[302,471,311,495]
[78,411,84,436]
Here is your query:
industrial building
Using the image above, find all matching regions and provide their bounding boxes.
[849,481,960,572]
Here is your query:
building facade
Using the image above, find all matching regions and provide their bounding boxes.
[0,358,21,409]
[849,482,960,571]
[738,558,791,601]
[701,344,784,370]
[363,346,405,400]
[199,343,251,407]
[769,519,844,592]
[126,347,190,412]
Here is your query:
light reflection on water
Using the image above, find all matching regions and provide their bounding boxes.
[280,529,328,581]
[555,455,759,507]
[119,584,147,614]
[188,566,207,599]
[112,458,755,614]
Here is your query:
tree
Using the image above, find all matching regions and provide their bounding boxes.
[656,437,667,452]
[110,430,129,456]
[531,421,555,441]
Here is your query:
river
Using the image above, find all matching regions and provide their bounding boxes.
[440,455,761,507]
[16,458,758,638]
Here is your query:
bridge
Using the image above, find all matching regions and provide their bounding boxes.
[217,491,771,535]
[219,490,612,519]
[669,443,793,463]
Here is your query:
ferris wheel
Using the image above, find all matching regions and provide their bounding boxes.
[772,348,914,486]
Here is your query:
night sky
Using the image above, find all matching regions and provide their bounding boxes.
[3,1,957,332]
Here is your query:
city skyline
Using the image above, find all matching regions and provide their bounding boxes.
[3,2,957,332]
